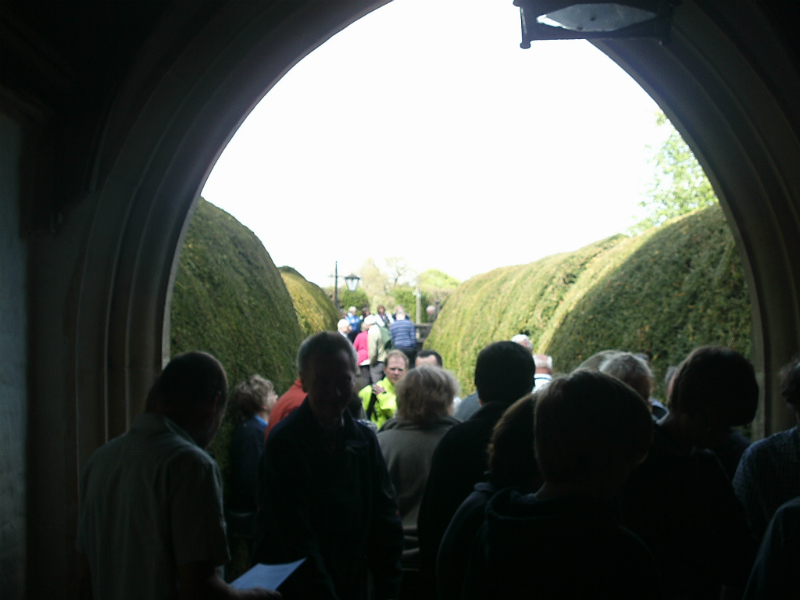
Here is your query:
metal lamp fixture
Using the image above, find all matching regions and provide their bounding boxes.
[514,1,680,47]
[344,273,361,293]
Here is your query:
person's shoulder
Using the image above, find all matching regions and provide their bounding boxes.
[266,402,310,447]
[748,426,798,454]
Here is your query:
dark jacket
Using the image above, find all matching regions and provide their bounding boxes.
[620,424,757,599]
[436,481,497,600]
[463,489,664,600]
[253,399,403,600]
[417,401,510,599]
[227,415,266,513]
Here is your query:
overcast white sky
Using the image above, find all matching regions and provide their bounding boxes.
[202,0,667,287]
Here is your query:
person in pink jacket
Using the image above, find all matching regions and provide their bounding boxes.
[354,315,375,385]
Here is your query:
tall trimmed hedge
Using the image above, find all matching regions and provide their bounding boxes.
[280,266,340,337]
[170,198,304,479]
[425,205,751,399]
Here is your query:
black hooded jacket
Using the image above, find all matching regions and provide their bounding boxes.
[462,488,664,600]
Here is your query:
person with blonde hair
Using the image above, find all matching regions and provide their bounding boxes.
[377,366,460,591]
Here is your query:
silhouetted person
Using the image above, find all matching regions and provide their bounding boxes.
[454,336,535,421]
[416,341,535,599]
[463,370,662,600]
[76,352,280,600]
[253,332,403,600]
[227,375,278,542]
[742,495,800,600]
[620,346,758,600]
[437,393,542,600]
[734,356,800,540]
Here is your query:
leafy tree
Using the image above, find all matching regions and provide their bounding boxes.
[631,111,718,234]
[340,288,370,313]
[418,268,460,307]
[384,256,414,287]
[358,257,391,302]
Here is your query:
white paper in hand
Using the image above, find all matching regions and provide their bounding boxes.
[230,558,306,590]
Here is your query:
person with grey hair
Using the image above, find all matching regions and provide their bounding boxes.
[337,317,352,338]
[377,366,460,584]
[77,352,280,600]
[254,331,403,600]
[598,352,654,405]
[511,333,533,352]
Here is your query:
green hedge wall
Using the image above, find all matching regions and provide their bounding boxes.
[425,205,751,399]
[170,198,304,482]
[280,266,340,337]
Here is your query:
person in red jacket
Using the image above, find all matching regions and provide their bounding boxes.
[264,378,306,440]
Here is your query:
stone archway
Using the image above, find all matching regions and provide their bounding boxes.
[14,1,800,596]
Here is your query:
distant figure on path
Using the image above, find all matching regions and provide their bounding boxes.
[377,304,393,327]
[533,354,553,391]
[390,306,417,366]
[346,306,361,341]
[354,315,375,384]
[337,318,352,339]
[368,315,389,384]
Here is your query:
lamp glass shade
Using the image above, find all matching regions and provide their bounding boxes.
[537,3,656,32]
[344,274,360,292]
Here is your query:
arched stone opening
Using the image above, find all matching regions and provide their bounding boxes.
[12,1,800,596]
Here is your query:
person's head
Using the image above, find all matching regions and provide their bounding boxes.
[487,394,542,492]
[378,305,386,315]
[337,318,351,335]
[511,334,533,352]
[385,350,409,385]
[361,307,370,318]
[474,341,536,405]
[395,365,458,424]
[668,346,758,448]
[395,305,405,317]
[415,349,443,368]
[363,314,378,329]
[534,370,653,499]
[348,306,357,316]
[779,356,800,417]
[297,332,358,429]
[534,354,553,375]
[599,352,654,403]
[147,351,228,448]
[233,374,277,418]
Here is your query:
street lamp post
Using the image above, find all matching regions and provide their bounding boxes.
[334,261,339,310]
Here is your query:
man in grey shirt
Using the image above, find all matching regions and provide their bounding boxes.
[77,351,279,600]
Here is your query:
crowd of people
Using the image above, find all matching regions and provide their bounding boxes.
[75,310,800,600]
